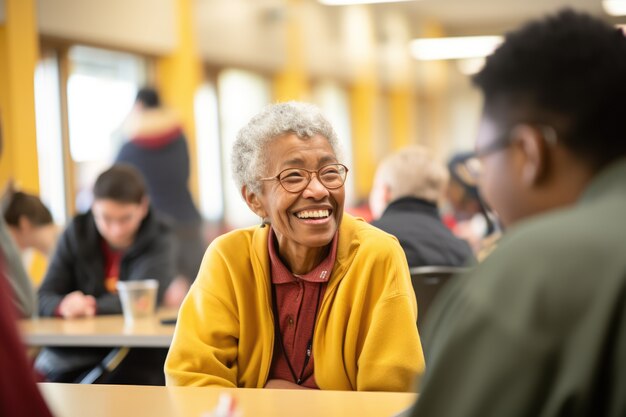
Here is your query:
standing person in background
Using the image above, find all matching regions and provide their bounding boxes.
[409,10,626,417]
[3,186,58,258]
[36,164,176,384]
[370,145,473,268]
[116,87,205,307]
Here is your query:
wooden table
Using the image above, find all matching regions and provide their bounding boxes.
[19,310,177,348]
[40,383,417,417]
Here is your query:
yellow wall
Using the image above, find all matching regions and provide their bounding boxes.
[0,0,40,193]
[28,252,47,286]
[0,26,10,188]
[156,0,201,202]
[0,0,46,284]
[273,0,310,102]
[389,87,414,152]
[417,21,449,157]
[350,79,378,201]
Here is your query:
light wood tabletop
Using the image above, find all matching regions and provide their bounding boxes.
[19,310,178,348]
[39,383,417,417]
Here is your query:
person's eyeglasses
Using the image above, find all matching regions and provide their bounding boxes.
[456,124,558,186]
[259,163,349,193]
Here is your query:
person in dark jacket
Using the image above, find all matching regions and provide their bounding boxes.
[408,10,626,417]
[116,87,205,307]
[370,145,473,268]
[36,164,176,384]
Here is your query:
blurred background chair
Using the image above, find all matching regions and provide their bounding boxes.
[410,265,469,332]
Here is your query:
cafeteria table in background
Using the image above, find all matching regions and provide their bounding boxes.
[18,309,177,348]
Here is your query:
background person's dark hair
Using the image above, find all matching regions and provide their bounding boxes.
[3,190,53,227]
[135,87,161,109]
[93,164,146,204]
[473,9,626,170]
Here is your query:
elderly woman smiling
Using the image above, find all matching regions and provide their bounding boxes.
[165,102,424,391]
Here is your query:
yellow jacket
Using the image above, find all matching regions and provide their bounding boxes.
[165,214,424,391]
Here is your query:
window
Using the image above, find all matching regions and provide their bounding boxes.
[34,52,67,224]
[66,46,148,212]
[195,82,223,222]
[312,80,355,208]
[217,69,271,229]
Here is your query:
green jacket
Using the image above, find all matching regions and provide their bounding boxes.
[411,158,626,416]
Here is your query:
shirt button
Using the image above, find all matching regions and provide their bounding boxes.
[287,316,294,327]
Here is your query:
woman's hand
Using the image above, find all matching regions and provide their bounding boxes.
[264,379,311,390]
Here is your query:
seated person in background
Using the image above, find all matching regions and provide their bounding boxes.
[444,152,500,256]
[0,209,37,318]
[165,101,424,391]
[3,186,58,257]
[0,183,37,318]
[36,164,176,384]
[409,10,626,416]
[369,145,474,268]
[0,125,52,415]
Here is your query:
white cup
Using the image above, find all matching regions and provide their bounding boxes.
[116,279,159,325]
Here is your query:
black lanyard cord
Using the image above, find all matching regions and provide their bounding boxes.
[271,283,323,385]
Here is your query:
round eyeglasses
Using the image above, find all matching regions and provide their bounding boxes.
[456,124,558,186]
[259,163,349,193]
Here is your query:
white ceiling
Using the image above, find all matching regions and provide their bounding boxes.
[331,0,614,35]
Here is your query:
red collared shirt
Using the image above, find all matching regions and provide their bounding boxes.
[267,228,338,388]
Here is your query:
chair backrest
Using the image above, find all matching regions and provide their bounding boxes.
[409,265,468,332]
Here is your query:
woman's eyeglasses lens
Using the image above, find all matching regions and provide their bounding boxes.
[278,164,348,193]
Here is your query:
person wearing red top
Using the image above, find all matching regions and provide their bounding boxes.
[36,164,176,384]
[0,254,53,417]
[165,102,424,391]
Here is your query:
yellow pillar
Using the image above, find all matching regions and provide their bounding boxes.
[389,83,414,152]
[384,12,415,152]
[418,21,448,156]
[273,0,310,102]
[344,6,378,200]
[0,0,40,192]
[350,78,377,200]
[0,26,10,186]
[156,0,202,201]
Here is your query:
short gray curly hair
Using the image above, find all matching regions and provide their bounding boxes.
[231,101,342,195]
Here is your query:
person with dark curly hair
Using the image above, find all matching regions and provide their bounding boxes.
[408,10,626,417]
[36,164,176,384]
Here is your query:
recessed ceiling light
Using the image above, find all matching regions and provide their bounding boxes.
[319,0,414,5]
[409,36,503,61]
[603,0,626,16]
